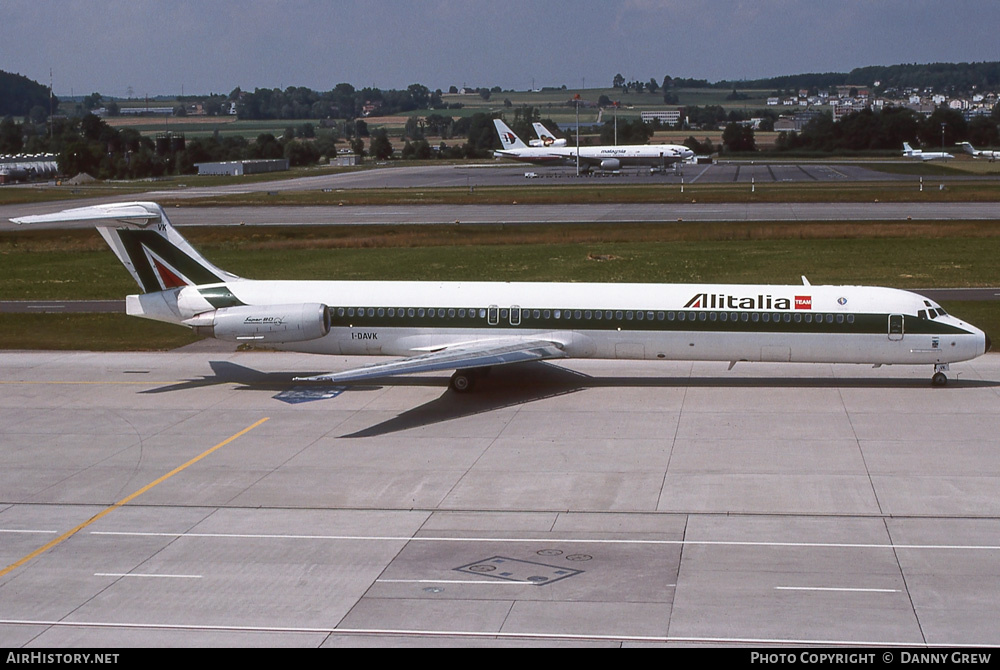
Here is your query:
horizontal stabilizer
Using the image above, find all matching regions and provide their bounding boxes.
[11,201,238,293]
[11,202,163,226]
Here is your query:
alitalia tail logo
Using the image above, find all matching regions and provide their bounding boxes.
[684,293,812,310]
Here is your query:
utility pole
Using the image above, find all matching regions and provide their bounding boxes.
[575,94,580,176]
[614,101,618,145]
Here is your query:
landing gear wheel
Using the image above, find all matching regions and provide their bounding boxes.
[931,371,948,387]
[450,371,475,393]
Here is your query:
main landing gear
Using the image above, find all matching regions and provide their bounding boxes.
[449,367,491,393]
[931,364,950,387]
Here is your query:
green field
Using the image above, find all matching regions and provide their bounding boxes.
[2,222,998,350]
[93,86,791,139]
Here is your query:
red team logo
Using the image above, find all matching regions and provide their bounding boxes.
[795,296,812,310]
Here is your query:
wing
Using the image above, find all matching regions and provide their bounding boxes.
[294,338,567,383]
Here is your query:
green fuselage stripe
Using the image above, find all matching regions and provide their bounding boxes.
[327,307,970,336]
[117,229,225,292]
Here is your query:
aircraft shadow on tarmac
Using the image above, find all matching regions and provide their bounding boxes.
[139,360,999,437]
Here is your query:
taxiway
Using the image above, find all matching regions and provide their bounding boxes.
[2,351,1000,647]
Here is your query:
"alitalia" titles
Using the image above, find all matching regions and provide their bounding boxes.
[685,293,812,310]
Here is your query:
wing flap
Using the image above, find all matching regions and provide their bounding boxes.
[294,339,567,383]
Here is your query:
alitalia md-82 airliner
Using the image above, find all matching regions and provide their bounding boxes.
[11,202,990,390]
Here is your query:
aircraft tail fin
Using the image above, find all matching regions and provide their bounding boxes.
[11,201,240,293]
[493,119,528,150]
[959,141,976,155]
[531,122,566,147]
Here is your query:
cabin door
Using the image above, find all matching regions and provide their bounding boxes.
[888,314,904,341]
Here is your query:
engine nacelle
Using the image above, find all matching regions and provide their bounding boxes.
[599,158,621,170]
[191,303,330,343]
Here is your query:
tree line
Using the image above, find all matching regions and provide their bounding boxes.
[0,71,54,121]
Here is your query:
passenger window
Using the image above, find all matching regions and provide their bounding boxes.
[836,314,844,324]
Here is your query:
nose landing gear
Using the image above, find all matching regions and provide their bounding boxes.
[932,364,950,386]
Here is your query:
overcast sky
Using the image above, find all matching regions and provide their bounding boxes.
[4,0,1000,98]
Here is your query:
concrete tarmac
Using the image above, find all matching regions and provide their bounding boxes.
[2,350,1000,647]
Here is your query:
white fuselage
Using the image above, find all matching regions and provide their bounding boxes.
[496,143,693,168]
[131,279,988,368]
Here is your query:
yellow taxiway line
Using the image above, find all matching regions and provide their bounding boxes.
[0,417,270,579]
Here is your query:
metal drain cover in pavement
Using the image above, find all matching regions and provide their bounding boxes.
[454,556,584,585]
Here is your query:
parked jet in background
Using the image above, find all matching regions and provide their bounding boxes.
[903,142,954,161]
[493,119,568,165]
[529,122,567,147]
[959,142,999,161]
[11,201,990,389]
[493,119,693,172]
